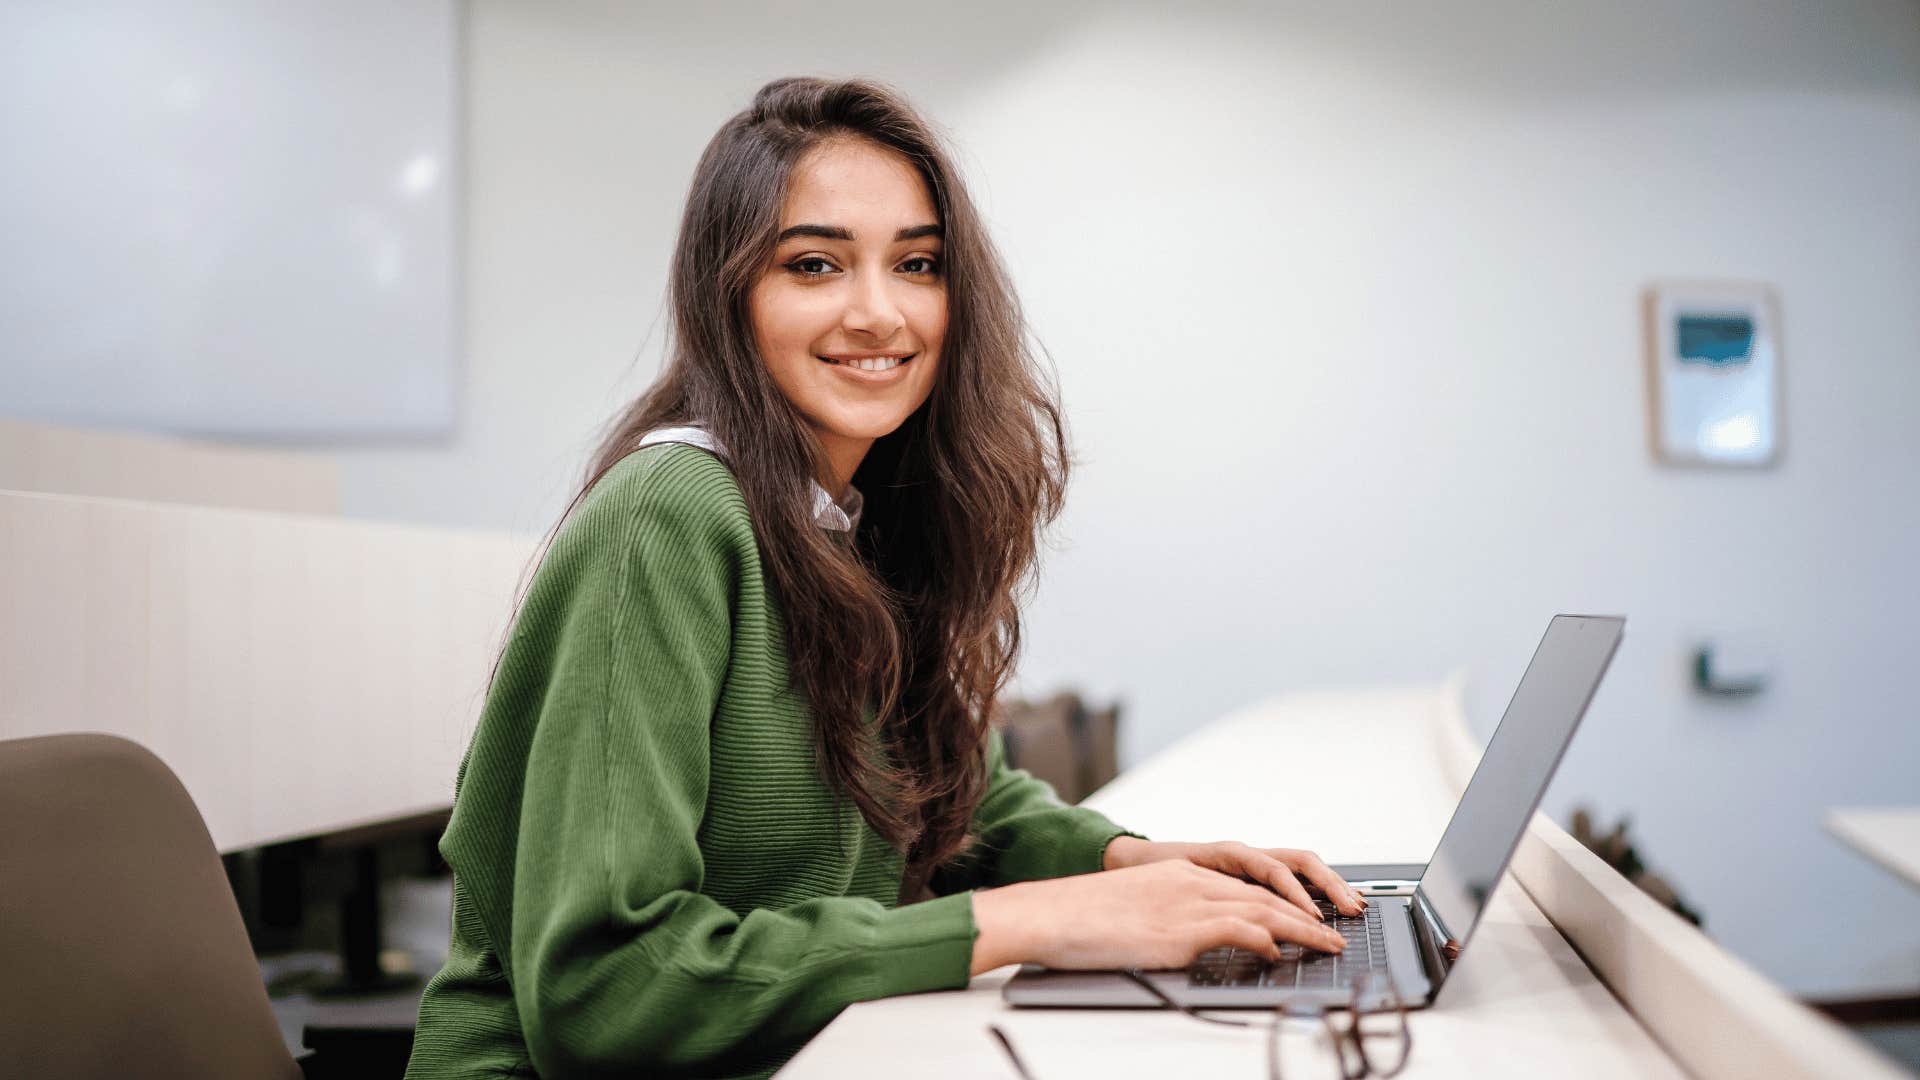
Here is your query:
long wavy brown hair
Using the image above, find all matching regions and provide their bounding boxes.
[513,76,1068,895]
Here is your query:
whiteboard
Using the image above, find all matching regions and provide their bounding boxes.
[0,1,460,439]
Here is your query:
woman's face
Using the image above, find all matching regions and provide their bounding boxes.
[749,135,946,486]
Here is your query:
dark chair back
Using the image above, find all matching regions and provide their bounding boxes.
[1077,701,1121,802]
[999,693,1123,804]
[0,733,301,1080]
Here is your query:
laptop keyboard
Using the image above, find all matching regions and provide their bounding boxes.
[1188,900,1387,988]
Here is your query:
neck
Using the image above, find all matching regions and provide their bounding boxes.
[814,430,872,499]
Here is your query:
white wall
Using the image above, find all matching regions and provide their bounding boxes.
[325,0,1920,999]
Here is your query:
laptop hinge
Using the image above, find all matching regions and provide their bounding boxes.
[1410,888,1458,985]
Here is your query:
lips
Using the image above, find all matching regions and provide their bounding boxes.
[817,354,914,372]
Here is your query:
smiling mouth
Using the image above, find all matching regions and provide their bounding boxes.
[818,354,914,372]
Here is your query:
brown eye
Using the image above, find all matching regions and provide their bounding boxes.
[787,257,836,277]
[900,256,940,275]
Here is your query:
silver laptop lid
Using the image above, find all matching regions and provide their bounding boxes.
[1415,615,1625,967]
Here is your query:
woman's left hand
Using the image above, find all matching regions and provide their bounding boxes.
[1102,837,1366,921]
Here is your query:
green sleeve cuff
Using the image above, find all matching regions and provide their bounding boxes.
[1031,809,1151,879]
[1086,820,1153,876]
[863,890,979,999]
[1093,824,1153,874]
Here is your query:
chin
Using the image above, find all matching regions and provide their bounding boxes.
[819,407,916,441]
[817,397,921,440]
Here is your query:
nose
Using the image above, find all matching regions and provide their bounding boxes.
[840,264,906,341]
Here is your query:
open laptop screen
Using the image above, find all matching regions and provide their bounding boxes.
[1417,615,1624,954]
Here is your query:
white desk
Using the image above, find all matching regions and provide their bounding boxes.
[781,687,1684,1079]
[1827,808,1920,891]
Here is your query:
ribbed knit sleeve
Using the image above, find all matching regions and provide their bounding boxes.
[436,447,976,1079]
[932,728,1148,893]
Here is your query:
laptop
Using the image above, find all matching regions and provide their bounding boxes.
[1002,613,1625,1010]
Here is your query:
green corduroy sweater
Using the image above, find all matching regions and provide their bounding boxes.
[403,443,1139,1080]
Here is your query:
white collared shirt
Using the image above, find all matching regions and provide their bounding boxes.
[633,424,863,532]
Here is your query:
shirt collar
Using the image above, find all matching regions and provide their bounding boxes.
[633,424,862,532]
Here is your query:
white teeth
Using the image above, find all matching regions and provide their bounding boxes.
[815,355,909,371]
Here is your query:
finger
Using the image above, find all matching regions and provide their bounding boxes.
[1187,868,1325,937]
[1186,862,1269,899]
[1195,916,1285,963]
[1188,844,1324,921]
[1275,849,1364,915]
[1205,847,1333,920]
[1219,901,1345,954]
[1198,860,1320,922]
[1243,851,1325,921]
[1223,884,1327,937]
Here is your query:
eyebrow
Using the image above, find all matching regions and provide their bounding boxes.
[775,223,943,244]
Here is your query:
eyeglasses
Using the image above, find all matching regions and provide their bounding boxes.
[987,968,1412,1080]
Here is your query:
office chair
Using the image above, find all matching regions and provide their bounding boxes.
[998,692,1123,804]
[0,732,303,1080]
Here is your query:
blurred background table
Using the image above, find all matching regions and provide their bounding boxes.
[1828,808,1920,891]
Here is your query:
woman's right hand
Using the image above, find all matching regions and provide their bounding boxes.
[967,861,1347,976]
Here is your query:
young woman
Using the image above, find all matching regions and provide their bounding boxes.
[404,77,1363,1080]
